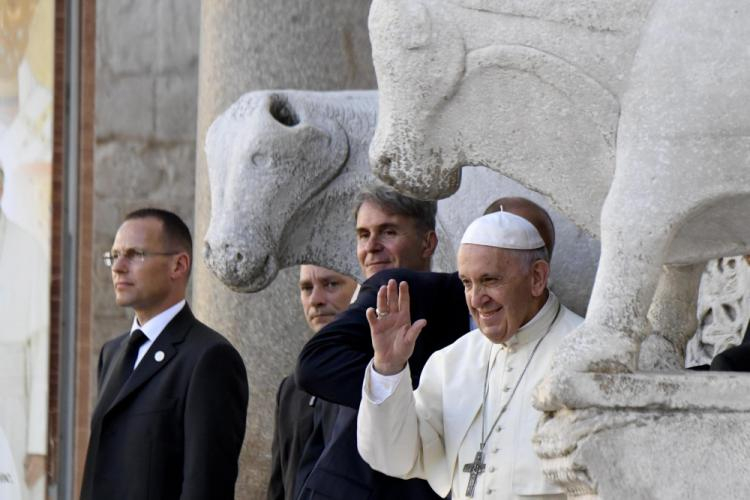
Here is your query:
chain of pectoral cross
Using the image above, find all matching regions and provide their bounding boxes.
[462,303,561,498]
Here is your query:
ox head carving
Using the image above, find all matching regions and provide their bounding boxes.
[369,0,622,235]
[204,91,349,292]
[368,0,467,200]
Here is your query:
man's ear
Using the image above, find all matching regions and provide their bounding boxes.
[530,260,550,297]
[422,230,438,258]
[172,252,191,279]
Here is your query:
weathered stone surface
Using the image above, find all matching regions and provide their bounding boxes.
[194,2,376,496]
[535,405,750,499]
[535,371,750,412]
[534,372,750,499]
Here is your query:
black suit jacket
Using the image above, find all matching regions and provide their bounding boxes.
[81,304,249,500]
[295,269,470,499]
[267,375,318,500]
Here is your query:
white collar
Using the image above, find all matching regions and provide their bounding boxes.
[130,299,186,343]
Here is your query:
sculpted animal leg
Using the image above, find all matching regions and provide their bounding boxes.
[544,0,750,381]
[640,263,703,371]
[550,199,671,374]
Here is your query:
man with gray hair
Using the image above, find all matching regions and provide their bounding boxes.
[353,184,438,277]
[357,210,582,500]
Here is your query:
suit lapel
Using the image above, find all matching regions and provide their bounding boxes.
[105,305,194,415]
[98,335,128,395]
[92,335,130,420]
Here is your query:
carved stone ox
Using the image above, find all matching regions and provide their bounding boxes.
[368,0,750,376]
[203,90,377,292]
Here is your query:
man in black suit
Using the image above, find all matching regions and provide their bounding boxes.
[80,208,248,500]
[267,265,357,500]
[294,186,470,499]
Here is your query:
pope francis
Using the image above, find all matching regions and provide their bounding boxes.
[357,209,582,499]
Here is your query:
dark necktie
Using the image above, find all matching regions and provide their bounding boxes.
[97,330,148,412]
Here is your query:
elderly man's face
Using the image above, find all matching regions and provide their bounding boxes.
[299,265,358,333]
[458,244,546,344]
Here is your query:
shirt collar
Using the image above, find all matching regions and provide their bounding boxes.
[504,291,560,348]
[130,299,186,343]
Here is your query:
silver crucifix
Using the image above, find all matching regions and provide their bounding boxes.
[462,449,486,497]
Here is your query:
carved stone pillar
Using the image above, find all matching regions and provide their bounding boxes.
[194,2,375,496]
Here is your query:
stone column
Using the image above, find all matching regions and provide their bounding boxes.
[194,2,376,496]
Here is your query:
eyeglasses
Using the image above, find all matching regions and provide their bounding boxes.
[102,248,179,267]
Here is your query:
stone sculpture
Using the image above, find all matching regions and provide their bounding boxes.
[203,89,599,314]
[367,0,750,497]
[203,90,376,292]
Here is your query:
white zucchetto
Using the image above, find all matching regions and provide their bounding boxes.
[460,211,544,250]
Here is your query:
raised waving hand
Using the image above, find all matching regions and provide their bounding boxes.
[366,279,427,375]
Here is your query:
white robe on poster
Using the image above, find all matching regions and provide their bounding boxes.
[357,293,582,500]
[0,212,49,500]
[0,423,21,500]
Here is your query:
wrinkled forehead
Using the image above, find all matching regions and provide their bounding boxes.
[299,264,353,284]
[356,200,417,228]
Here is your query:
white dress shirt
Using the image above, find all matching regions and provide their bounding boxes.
[129,299,186,368]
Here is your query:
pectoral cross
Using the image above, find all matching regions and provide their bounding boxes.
[462,449,486,497]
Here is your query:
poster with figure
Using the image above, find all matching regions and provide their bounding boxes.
[0,0,53,499]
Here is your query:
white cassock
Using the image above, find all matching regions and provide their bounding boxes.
[358,292,582,500]
[0,212,49,500]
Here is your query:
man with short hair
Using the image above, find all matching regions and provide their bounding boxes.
[267,265,357,500]
[354,185,438,276]
[295,185,467,500]
[357,209,581,499]
[81,208,248,500]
